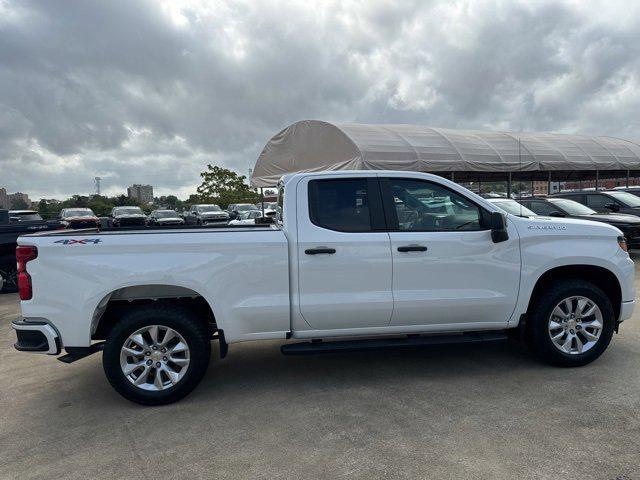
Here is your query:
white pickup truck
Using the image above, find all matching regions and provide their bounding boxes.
[12,171,636,405]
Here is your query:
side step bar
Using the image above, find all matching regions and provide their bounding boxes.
[57,342,105,364]
[280,331,508,356]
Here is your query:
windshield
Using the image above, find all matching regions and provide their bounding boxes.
[236,204,257,211]
[63,209,94,218]
[10,213,42,221]
[606,191,640,207]
[156,210,178,218]
[491,200,536,216]
[116,207,143,215]
[548,199,596,215]
[198,205,221,212]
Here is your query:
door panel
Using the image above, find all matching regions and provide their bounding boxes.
[296,177,393,330]
[389,229,520,326]
[381,177,521,327]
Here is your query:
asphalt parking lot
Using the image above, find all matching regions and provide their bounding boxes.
[1,261,639,480]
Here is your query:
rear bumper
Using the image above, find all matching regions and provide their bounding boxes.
[619,300,635,323]
[11,318,61,355]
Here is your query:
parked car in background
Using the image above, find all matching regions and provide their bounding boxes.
[186,204,229,225]
[227,203,258,219]
[8,210,43,222]
[552,191,640,216]
[485,198,537,217]
[612,186,640,197]
[147,209,185,226]
[109,206,147,228]
[58,208,100,229]
[228,210,264,225]
[519,197,640,249]
[258,202,279,211]
[0,209,63,292]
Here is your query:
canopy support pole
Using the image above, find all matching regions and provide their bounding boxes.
[451,172,455,182]
[596,170,599,190]
[260,188,264,217]
[507,172,512,198]
[478,179,482,194]
[547,171,552,196]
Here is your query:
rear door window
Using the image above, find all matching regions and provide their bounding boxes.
[308,179,372,232]
[586,194,613,210]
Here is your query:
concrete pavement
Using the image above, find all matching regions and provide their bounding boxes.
[1,260,639,480]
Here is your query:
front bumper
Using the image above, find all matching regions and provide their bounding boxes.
[12,318,61,355]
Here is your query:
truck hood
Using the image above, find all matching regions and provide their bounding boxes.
[575,213,640,225]
[156,218,183,223]
[64,216,99,222]
[512,214,623,238]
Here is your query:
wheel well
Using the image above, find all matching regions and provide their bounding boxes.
[527,265,621,320]
[92,285,216,340]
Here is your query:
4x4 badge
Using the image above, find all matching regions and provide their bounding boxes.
[54,239,102,245]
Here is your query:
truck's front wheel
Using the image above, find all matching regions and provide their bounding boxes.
[528,280,614,367]
[103,304,211,405]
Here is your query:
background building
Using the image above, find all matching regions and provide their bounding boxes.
[0,188,31,209]
[127,184,154,204]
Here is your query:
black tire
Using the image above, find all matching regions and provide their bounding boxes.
[103,304,211,405]
[0,256,18,293]
[527,279,614,367]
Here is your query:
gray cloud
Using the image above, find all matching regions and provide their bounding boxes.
[1,0,640,199]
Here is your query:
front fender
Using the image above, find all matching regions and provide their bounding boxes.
[509,227,634,325]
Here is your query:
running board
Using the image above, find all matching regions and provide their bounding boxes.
[57,342,105,364]
[280,331,508,356]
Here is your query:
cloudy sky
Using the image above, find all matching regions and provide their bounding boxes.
[1,0,640,200]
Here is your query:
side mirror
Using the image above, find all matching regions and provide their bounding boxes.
[490,211,509,243]
[548,211,565,217]
[604,202,620,212]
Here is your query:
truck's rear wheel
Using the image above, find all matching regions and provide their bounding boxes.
[103,304,211,405]
[528,280,614,367]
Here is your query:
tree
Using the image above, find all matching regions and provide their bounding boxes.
[155,195,183,211]
[196,165,260,208]
[37,199,51,218]
[10,198,29,210]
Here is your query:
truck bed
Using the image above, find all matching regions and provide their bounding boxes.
[18,225,290,346]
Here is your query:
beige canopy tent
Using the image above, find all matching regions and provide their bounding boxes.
[250,120,640,188]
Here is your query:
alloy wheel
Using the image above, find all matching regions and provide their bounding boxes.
[548,296,603,355]
[120,325,191,391]
[0,265,17,292]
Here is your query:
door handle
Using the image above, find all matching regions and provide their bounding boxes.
[305,247,336,255]
[397,245,428,252]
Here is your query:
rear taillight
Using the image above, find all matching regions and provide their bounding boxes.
[16,245,38,300]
